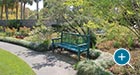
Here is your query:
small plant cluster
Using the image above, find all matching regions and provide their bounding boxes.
[3,26,30,39]
[75,50,115,75]
[75,60,113,75]
[89,49,101,59]
[0,26,6,36]
[24,24,53,43]
[4,27,17,37]
[0,26,30,38]
[15,26,30,39]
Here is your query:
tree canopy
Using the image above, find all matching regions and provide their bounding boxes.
[63,0,140,38]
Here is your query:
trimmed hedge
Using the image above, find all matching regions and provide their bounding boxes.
[0,37,51,52]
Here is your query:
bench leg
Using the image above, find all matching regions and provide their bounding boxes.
[52,45,55,53]
[60,47,62,51]
[78,52,80,61]
[87,49,89,59]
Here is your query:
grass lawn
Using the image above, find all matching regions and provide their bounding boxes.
[0,48,35,75]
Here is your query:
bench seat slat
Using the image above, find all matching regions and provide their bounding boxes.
[55,43,87,52]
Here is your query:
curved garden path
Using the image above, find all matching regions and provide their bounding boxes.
[0,41,77,75]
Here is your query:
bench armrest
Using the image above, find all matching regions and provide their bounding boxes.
[52,37,61,40]
[52,37,61,44]
[77,43,88,47]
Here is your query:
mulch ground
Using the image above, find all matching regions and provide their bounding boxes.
[96,40,140,75]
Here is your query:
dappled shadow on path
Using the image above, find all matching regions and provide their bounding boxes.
[16,49,43,57]
[16,49,77,70]
[32,51,77,70]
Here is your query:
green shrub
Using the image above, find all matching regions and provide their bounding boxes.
[4,27,17,37]
[89,49,101,59]
[0,32,6,37]
[0,37,32,47]
[0,26,4,32]
[7,20,21,29]
[99,23,136,48]
[35,39,51,52]
[113,41,120,48]
[89,31,97,48]
[75,50,115,75]
[19,26,30,36]
[95,51,115,69]
[127,36,134,49]
[0,37,50,52]
[76,60,113,75]
[25,25,52,43]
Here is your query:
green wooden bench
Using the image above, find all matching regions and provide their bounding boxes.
[52,32,90,60]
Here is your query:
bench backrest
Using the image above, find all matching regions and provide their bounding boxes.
[61,32,90,46]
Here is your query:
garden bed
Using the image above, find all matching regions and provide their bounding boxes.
[97,40,140,75]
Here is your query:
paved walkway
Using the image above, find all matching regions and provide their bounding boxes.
[0,41,77,75]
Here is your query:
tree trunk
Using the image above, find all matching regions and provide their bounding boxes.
[20,1,23,26]
[5,4,8,25]
[16,1,19,20]
[23,3,26,20]
[36,0,39,19]
[1,4,3,20]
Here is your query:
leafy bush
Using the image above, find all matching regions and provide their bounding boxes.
[75,50,114,75]
[89,49,101,59]
[7,20,21,29]
[75,60,113,75]
[14,26,30,39]
[25,25,52,43]
[0,32,6,37]
[89,30,97,48]
[35,39,51,51]
[95,51,115,69]
[4,27,17,36]
[113,41,121,48]
[19,26,30,36]
[127,36,134,49]
[0,26,4,32]
[101,23,136,48]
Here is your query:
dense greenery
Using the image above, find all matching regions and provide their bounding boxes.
[0,48,35,75]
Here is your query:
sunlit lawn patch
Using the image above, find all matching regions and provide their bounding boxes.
[0,48,35,75]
